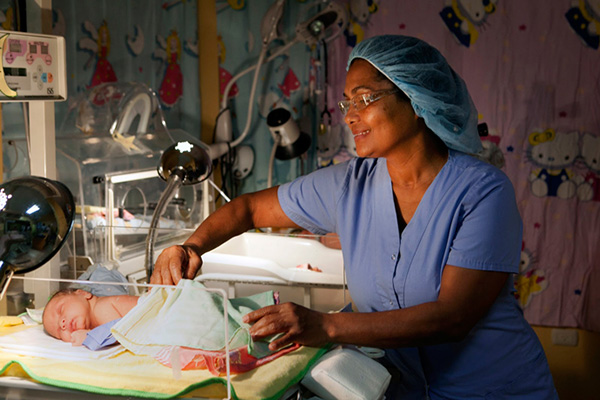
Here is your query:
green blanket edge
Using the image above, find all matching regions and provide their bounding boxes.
[0,345,329,400]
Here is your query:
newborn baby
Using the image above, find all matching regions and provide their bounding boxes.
[42,289,138,346]
[41,282,295,376]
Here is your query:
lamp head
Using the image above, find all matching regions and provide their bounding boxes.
[157,140,212,185]
[0,177,75,296]
[295,2,347,46]
[267,108,311,160]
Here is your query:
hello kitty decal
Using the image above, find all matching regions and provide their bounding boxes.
[514,242,548,309]
[577,133,600,201]
[565,0,600,50]
[527,129,579,199]
[344,0,379,48]
[440,0,498,47]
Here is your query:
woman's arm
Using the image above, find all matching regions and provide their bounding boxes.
[244,265,508,350]
[150,187,301,285]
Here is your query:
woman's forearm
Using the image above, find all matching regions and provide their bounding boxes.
[183,194,255,255]
[183,186,299,256]
[324,268,509,348]
[324,301,465,349]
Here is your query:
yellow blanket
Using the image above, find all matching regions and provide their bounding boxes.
[0,325,326,400]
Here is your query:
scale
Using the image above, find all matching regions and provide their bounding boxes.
[0,30,66,101]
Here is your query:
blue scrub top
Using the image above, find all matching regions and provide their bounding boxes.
[278,150,557,399]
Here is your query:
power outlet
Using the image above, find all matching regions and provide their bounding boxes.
[551,328,579,347]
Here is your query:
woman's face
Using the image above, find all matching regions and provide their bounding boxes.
[343,59,420,159]
[43,290,93,342]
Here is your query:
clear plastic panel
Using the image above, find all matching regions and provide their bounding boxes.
[2,82,207,263]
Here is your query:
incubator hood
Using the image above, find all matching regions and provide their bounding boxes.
[3,83,210,269]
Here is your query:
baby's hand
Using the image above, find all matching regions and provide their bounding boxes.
[70,329,90,346]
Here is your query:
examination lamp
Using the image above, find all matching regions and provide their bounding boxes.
[266,108,311,188]
[145,140,212,281]
[210,1,347,162]
[267,108,311,161]
[0,177,75,300]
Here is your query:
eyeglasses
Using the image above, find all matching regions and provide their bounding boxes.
[337,88,399,115]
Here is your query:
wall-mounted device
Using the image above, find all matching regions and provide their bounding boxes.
[0,30,68,306]
[0,30,66,101]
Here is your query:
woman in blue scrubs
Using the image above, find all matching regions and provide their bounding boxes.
[152,35,558,399]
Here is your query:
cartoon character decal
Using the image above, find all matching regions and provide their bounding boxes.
[577,133,600,201]
[227,0,245,11]
[317,119,342,168]
[477,134,505,169]
[0,6,14,31]
[440,0,497,47]
[278,68,301,98]
[527,129,578,199]
[565,0,600,49]
[154,30,184,108]
[514,242,548,309]
[126,25,145,56]
[344,0,378,47]
[52,8,66,37]
[217,35,239,102]
[78,21,118,89]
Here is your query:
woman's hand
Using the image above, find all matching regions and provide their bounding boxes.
[70,329,90,346]
[243,302,331,351]
[150,244,203,285]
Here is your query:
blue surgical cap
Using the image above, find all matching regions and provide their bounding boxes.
[347,35,482,154]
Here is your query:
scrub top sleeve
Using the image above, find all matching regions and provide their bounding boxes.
[278,161,350,235]
[446,172,522,273]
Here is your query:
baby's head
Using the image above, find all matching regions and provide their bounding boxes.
[42,288,95,342]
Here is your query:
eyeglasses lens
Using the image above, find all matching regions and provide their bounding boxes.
[338,90,397,115]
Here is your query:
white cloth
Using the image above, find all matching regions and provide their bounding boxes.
[0,325,124,361]
[111,279,276,358]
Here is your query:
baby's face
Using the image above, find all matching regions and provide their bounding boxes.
[43,290,93,342]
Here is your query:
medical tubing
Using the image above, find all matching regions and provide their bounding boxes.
[220,40,297,150]
[229,45,267,149]
[144,172,183,281]
[157,102,176,143]
[208,178,231,202]
[220,40,295,111]
[4,140,20,172]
